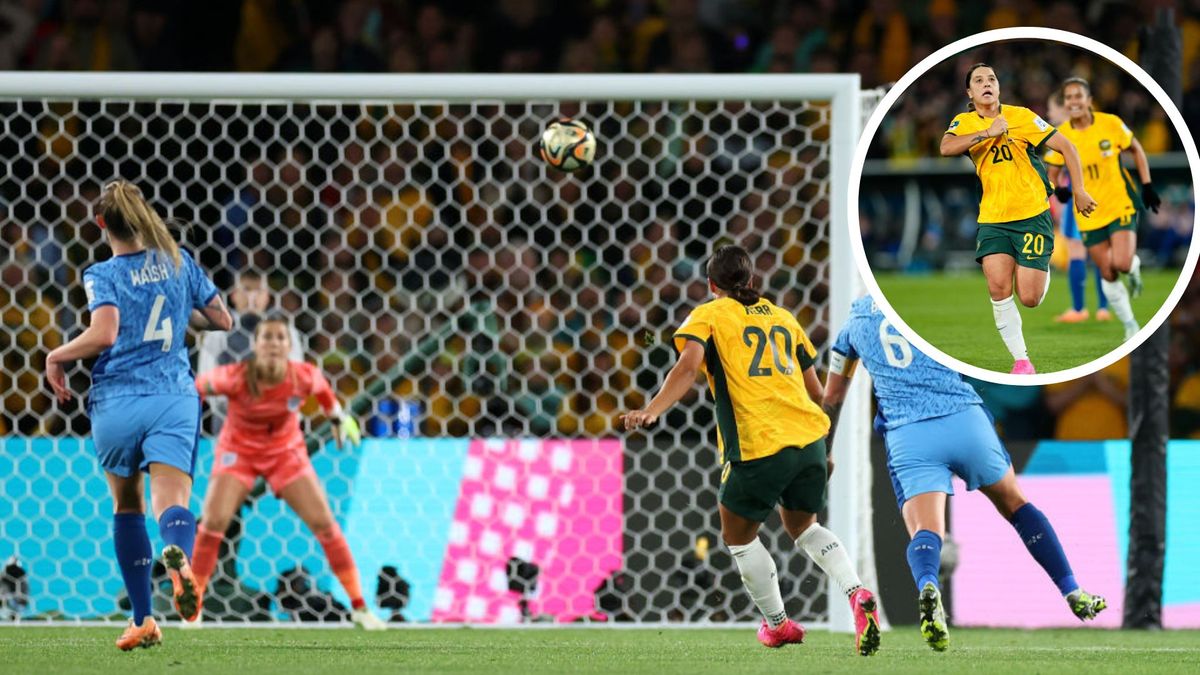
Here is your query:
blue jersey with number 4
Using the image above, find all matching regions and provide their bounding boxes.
[831,296,981,431]
[83,248,218,403]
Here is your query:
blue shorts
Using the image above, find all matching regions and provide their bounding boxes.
[1060,200,1080,240]
[882,405,1011,509]
[89,394,201,478]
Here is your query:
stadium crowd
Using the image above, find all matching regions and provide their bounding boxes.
[2,0,1199,442]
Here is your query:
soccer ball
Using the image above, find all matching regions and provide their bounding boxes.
[538,118,596,172]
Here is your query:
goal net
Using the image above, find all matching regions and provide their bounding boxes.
[0,73,869,626]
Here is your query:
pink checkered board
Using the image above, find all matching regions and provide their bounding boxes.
[431,438,624,622]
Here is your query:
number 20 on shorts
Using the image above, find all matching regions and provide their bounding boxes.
[1022,232,1045,256]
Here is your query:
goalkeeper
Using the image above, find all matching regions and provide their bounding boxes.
[193,314,383,630]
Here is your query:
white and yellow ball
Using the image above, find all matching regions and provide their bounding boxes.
[538,118,596,172]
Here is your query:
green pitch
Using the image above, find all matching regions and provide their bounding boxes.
[4,626,1200,674]
[874,270,1179,374]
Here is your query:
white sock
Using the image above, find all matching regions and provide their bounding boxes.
[990,295,1028,361]
[728,538,788,628]
[795,524,863,598]
[1101,277,1138,332]
[1039,269,1052,306]
[1130,254,1142,278]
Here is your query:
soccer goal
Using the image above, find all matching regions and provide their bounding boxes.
[0,72,876,629]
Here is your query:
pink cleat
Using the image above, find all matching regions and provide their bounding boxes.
[851,588,882,656]
[757,618,806,648]
[1010,359,1036,375]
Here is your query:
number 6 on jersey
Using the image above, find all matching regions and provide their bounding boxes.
[879,318,913,369]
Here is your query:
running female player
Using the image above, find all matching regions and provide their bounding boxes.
[823,296,1106,652]
[192,315,384,630]
[940,63,1097,374]
[621,245,881,656]
[1045,76,1161,340]
[44,179,232,650]
[1046,89,1109,324]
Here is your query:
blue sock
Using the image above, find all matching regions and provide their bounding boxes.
[1067,259,1086,311]
[1009,503,1078,596]
[158,505,197,560]
[113,513,154,625]
[1094,265,1108,309]
[906,530,942,592]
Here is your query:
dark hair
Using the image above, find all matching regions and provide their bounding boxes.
[1061,76,1091,96]
[244,313,293,398]
[964,62,994,112]
[707,245,760,306]
[1059,77,1095,117]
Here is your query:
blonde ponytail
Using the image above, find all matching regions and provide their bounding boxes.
[98,179,182,269]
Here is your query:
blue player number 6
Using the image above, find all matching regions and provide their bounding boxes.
[143,294,173,352]
[878,318,913,369]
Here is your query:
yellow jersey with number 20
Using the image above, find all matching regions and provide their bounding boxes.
[673,297,828,465]
[945,104,1056,224]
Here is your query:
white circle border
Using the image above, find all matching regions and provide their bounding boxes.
[848,26,1200,386]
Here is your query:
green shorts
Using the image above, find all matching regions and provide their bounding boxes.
[1081,213,1138,247]
[975,210,1055,271]
[718,438,827,523]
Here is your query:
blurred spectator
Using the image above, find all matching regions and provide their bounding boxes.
[130,0,180,71]
[983,0,1035,30]
[644,0,725,73]
[0,0,35,70]
[33,0,137,71]
[852,0,911,84]
[235,0,305,72]
[1043,359,1129,440]
[480,0,561,72]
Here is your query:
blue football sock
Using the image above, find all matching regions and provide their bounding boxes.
[113,513,154,625]
[906,529,943,592]
[1094,265,1108,309]
[158,505,197,560]
[1010,503,1078,596]
[1067,259,1086,312]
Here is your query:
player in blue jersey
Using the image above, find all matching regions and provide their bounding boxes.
[43,180,232,650]
[821,297,1105,651]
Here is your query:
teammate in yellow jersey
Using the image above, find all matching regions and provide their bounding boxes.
[941,63,1096,375]
[1044,77,1161,341]
[620,245,881,656]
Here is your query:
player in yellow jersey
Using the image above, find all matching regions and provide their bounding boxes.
[621,245,881,656]
[1044,77,1161,341]
[941,63,1097,374]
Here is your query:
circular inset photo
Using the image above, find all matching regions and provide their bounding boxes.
[852,27,1199,385]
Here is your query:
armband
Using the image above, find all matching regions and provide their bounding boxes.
[828,351,857,378]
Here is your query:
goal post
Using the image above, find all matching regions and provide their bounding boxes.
[0,72,874,627]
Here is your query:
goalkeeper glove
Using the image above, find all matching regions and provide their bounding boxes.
[330,406,362,449]
[1141,182,1161,213]
[1054,185,1073,204]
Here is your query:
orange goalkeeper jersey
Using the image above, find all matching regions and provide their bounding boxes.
[195,361,338,455]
